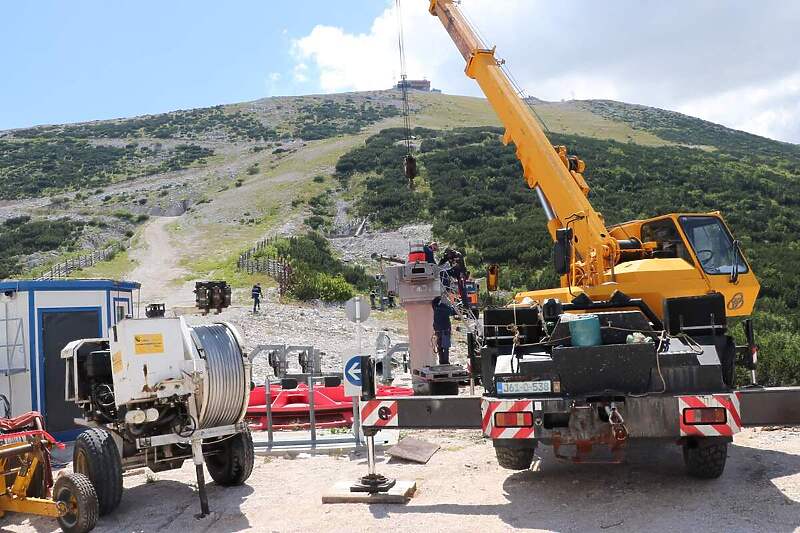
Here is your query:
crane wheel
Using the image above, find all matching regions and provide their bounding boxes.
[683,438,728,479]
[204,428,255,486]
[494,445,536,470]
[54,472,98,533]
[73,428,123,515]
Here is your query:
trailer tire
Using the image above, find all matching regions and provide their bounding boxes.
[494,445,535,470]
[683,439,728,479]
[205,428,254,486]
[73,428,123,515]
[54,472,99,533]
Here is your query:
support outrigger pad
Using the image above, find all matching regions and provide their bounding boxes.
[350,473,397,493]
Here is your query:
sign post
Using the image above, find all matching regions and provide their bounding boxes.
[344,297,395,493]
[344,296,370,446]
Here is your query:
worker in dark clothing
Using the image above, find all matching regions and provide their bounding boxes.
[423,241,438,263]
[439,248,469,306]
[432,296,457,364]
[251,283,263,313]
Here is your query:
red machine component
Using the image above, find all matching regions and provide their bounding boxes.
[246,383,413,431]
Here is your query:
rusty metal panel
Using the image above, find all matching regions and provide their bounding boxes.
[622,396,680,438]
[738,387,800,427]
[391,396,482,429]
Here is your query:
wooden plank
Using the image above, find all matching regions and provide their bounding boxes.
[322,479,416,504]
[386,437,440,464]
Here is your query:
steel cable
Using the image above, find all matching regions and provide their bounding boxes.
[191,324,246,428]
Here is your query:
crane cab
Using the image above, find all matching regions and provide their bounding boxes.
[608,212,759,318]
[517,212,759,321]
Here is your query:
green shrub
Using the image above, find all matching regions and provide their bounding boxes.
[289,268,321,301]
[313,175,325,183]
[0,218,84,277]
[316,273,354,302]
[305,215,325,230]
[113,210,135,221]
[288,269,354,302]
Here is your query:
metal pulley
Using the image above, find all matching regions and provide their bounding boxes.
[403,154,417,185]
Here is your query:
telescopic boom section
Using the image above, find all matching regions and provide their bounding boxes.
[429,0,620,286]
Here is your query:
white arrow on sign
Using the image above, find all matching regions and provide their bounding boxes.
[346,361,361,384]
[343,355,363,397]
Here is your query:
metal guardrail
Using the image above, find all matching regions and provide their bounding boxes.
[253,375,364,452]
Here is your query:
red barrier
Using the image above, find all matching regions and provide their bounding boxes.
[246,383,413,431]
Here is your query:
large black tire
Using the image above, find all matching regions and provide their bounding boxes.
[73,428,123,515]
[54,472,98,533]
[494,445,535,470]
[683,439,728,479]
[205,428,255,486]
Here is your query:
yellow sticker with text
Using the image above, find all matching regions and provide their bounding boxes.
[134,333,164,355]
[111,351,123,373]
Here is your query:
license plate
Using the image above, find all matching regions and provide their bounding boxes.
[497,380,551,394]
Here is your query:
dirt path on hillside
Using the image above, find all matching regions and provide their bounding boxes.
[129,216,194,307]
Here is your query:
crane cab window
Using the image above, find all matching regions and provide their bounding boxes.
[679,216,748,275]
[640,219,692,264]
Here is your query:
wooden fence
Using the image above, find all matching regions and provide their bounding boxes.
[38,242,124,280]
[237,236,293,294]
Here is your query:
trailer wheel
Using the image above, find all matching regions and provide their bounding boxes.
[54,472,98,533]
[683,439,728,479]
[494,445,535,470]
[205,428,255,486]
[73,428,123,515]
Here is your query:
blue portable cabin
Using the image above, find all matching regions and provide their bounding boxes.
[0,279,141,440]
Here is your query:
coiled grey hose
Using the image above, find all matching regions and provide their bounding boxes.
[191,324,246,428]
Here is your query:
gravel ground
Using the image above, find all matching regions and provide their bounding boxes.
[330,224,432,264]
[184,296,410,382]
[5,427,799,532]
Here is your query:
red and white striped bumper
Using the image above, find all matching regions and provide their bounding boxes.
[481,393,743,440]
[678,393,742,437]
[360,400,399,428]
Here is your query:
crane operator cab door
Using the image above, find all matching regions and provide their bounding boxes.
[674,214,760,317]
[637,214,759,317]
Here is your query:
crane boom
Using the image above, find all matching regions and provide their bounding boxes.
[429,0,619,286]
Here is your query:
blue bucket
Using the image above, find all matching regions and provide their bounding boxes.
[568,314,602,347]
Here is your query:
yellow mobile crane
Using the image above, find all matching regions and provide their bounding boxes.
[355,1,800,489]
[429,0,759,321]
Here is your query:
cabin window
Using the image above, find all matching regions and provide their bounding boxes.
[679,216,748,275]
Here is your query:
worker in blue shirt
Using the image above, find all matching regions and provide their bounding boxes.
[432,296,457,364]
[251,283,263,313]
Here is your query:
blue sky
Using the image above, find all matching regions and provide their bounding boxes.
[2,1,799,143]
[0,0,386,130]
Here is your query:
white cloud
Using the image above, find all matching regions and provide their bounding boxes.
[678,73,800,144]
[291,0,800,143]
[293,63,309,84]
